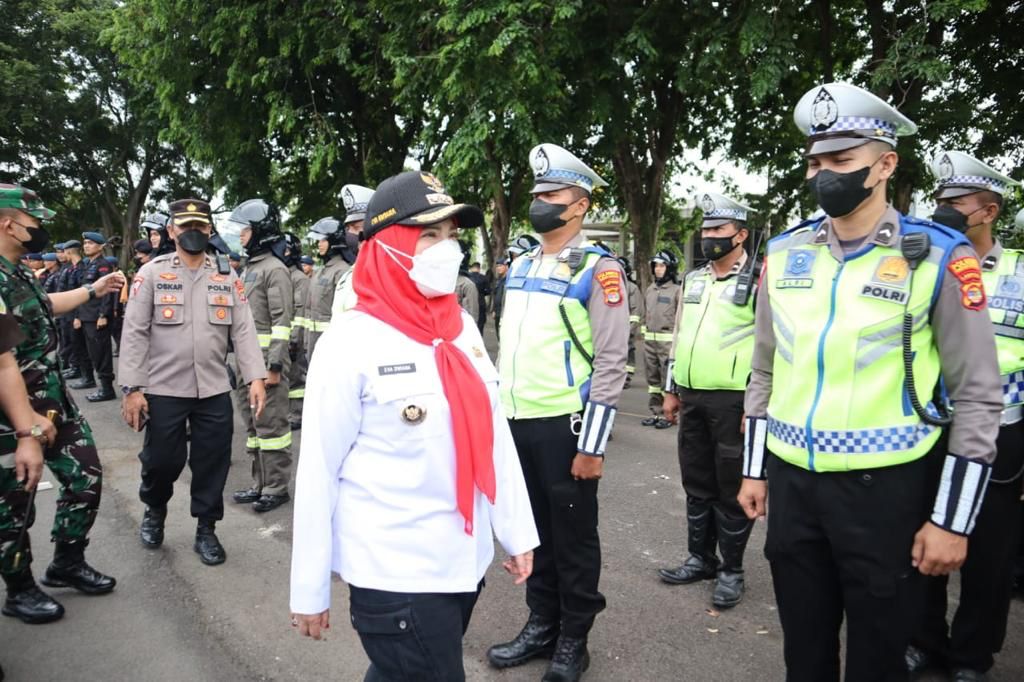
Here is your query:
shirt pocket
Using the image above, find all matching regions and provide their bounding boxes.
[153,292,184,325]
[369,370,449,441]
[207,293,234,325]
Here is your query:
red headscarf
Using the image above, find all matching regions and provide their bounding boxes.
[354,225,496,535]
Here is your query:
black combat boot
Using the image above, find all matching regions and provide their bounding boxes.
[140,505,167,548]
[62,367,81,380]
[85,379,116,403]
[1,569,64,624]
[542,636,590,682]
[487,612,560,668]
[69,372,96,390]
[904,645,933,673]
[40,540,116,594]
[658,498,719,584]
[232,487,261,504]
[253,492,290,513]
[712,509,753,609]
[194,520,226,565]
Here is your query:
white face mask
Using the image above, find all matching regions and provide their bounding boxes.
[378,237,464,298]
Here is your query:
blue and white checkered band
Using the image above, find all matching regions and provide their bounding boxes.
[538,169,594,192]
[1003,369,1024,407]
[706,208,747,221]
[944,175,1007,193]
[768,416,937,455]
[809,116,896,137]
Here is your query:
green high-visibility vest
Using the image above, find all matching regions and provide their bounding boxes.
[765,217,958,472]
[499,246,604,418]
[983,248,1024,407]
[671,267,755,391]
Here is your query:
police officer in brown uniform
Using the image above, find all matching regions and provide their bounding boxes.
[119,199,267,565]
[227,199,294,513]
[303,183,371,362]
[282,233,309,430]
[641,251,680,428]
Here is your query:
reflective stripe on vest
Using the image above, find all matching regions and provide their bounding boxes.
[671,268,755,391]
[499,246,603,418]
[643,330,673,342]
[764,216,962,472]
[982,250,1024,405]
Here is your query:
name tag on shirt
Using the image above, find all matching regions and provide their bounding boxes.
[378,363,417,376]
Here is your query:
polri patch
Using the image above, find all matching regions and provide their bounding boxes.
[130,275,144,299]
[233,279,247,303]
[860,284,907,304]
[948,256,986,310]
[378,363,416,376]
[596,269,623,306]
[778,249,816,288]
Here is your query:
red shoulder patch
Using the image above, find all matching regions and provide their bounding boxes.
[948,256,986,310]
[233,278,247,303]
[595,269,623,306]
[130,275,144,300]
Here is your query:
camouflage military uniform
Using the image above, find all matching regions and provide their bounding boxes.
[0,256,102,578]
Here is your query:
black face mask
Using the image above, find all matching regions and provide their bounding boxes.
[931,204,984,233]
[177,230,209,254]
[345,231,360,254]
[529,199,570,233]
[701,234,739,261]
[17,225,50,253]
[807,161,880,218]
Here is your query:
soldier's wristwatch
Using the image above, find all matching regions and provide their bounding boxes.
[84,283,97,300]
[121,386,143,396]
[14,425,44,441]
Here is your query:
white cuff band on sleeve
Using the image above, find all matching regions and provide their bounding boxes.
[743,416,768,479]
[577,401,616,456]
[664,360,676,393]
[931,453,991,536]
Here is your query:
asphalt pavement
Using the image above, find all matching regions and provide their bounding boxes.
[1,330,1023,681]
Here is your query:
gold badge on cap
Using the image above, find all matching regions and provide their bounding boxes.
[187,203,197,212]
[401,403,426,425]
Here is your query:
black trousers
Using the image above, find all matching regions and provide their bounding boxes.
[677,388,745,519]
[510,416,605,638]
[349,582,482,682]
[138,393,234,520]
[82,320,113,382]
[71,322,93,376]
[766,451,935,682]
[915,420,1024,672]
[56,317,75,370]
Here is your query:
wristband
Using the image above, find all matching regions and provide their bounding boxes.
[576,401,616,456]
[931,453,991,536]
[84,283,96,300]
[742,416,768,479]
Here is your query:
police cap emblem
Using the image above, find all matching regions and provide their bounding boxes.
[700,194,715,214]
[810,88,839,132]
[938,154,954,180]
[342,187,355,210]
[420,173,445,193]
[532,148,550,177]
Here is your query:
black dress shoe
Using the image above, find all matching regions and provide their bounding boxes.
[952,668,987,682]
[85,386,116,402]
[487,612,559,668]
[904,644,932,673]
[653,418,674,429]
[253,493,290,513]
[658,554,719,585]
[62,368,81,380]
[69,377,96,390]
[232,487,261,504]
[194,521,226,565]
[641,416,659,426]
[2,585,65,624]
[542,636,590,682]
[40,541,116,594]
[140,506,167,548]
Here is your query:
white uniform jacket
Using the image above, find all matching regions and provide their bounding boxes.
[290,310,539,614]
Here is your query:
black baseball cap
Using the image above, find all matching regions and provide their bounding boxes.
[363,171,483,240]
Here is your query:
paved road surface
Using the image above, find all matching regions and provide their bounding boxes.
[2,333,1022,681]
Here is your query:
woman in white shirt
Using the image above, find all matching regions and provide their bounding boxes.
[289,171,539,681]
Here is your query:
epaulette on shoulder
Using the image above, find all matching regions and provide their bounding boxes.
[149,253,174,264]
[769,216,824,245]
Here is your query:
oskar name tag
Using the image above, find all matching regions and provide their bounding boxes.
[378,363,416,376]
[860,283,908,304]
